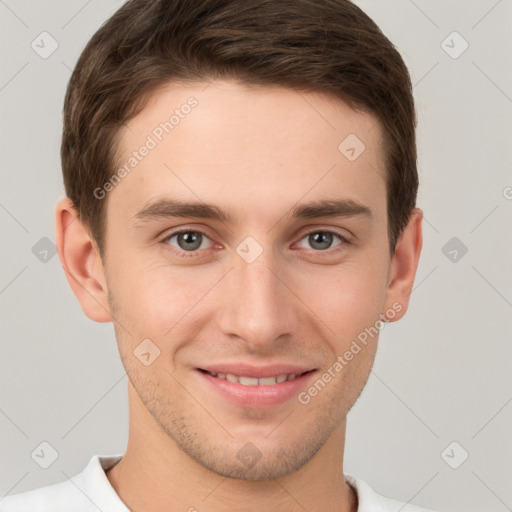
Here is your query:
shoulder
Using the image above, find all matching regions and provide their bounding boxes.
[0,454,125,512]
[346,475,439,512]
[0,475,87,512]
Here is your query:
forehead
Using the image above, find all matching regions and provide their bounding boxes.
[108,79,386,226]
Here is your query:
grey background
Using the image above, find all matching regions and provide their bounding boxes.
[1,1,511,511]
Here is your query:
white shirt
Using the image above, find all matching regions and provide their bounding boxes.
[0,454,437,511]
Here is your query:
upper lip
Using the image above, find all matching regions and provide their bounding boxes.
[197,363,316,378]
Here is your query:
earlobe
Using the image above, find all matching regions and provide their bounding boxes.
[55,198,112,323]
[382,208,423,322]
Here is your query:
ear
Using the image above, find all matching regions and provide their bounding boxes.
[55,197,112,322]
[382,208,423,322]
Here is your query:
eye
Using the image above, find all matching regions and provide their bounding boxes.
[297,230,346,251]
[164,230,214,253]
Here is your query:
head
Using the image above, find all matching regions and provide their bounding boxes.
[57,0,422,480]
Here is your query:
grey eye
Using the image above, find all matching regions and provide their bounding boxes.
[166,231,212,252]
[298,231,344,251]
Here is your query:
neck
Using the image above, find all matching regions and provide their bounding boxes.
[106,383,358,512]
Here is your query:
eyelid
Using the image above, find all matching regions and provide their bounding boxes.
[301,227,348,238]
[163,227,210,238]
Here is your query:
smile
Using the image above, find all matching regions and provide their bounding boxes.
[196,366,318,408]
[199,369,311,386]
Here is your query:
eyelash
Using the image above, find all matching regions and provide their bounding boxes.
[161,228,350,259]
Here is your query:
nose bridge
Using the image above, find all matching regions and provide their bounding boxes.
[218,244,298,347]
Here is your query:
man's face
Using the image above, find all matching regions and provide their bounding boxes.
[102,79,395,479]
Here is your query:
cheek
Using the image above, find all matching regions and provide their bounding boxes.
[296,262,388,340]
[109,261,220,335]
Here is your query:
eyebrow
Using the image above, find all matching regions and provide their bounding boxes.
[131,197,372,226]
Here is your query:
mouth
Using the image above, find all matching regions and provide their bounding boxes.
[197,368,315,386]
[195,365,318,408]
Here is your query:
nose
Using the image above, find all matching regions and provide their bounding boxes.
[217,248,300,353]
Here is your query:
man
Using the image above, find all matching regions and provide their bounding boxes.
[0,0,436,510]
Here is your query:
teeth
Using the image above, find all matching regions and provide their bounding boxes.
[259,376,278,386]
[239,376,259,386]
[206,371,305,385]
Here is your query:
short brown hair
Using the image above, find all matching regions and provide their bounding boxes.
[61,0,417,256]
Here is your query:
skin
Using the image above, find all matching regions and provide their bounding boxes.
[56,79,422,512]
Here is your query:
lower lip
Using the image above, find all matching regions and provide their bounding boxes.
[196,369,317,408]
